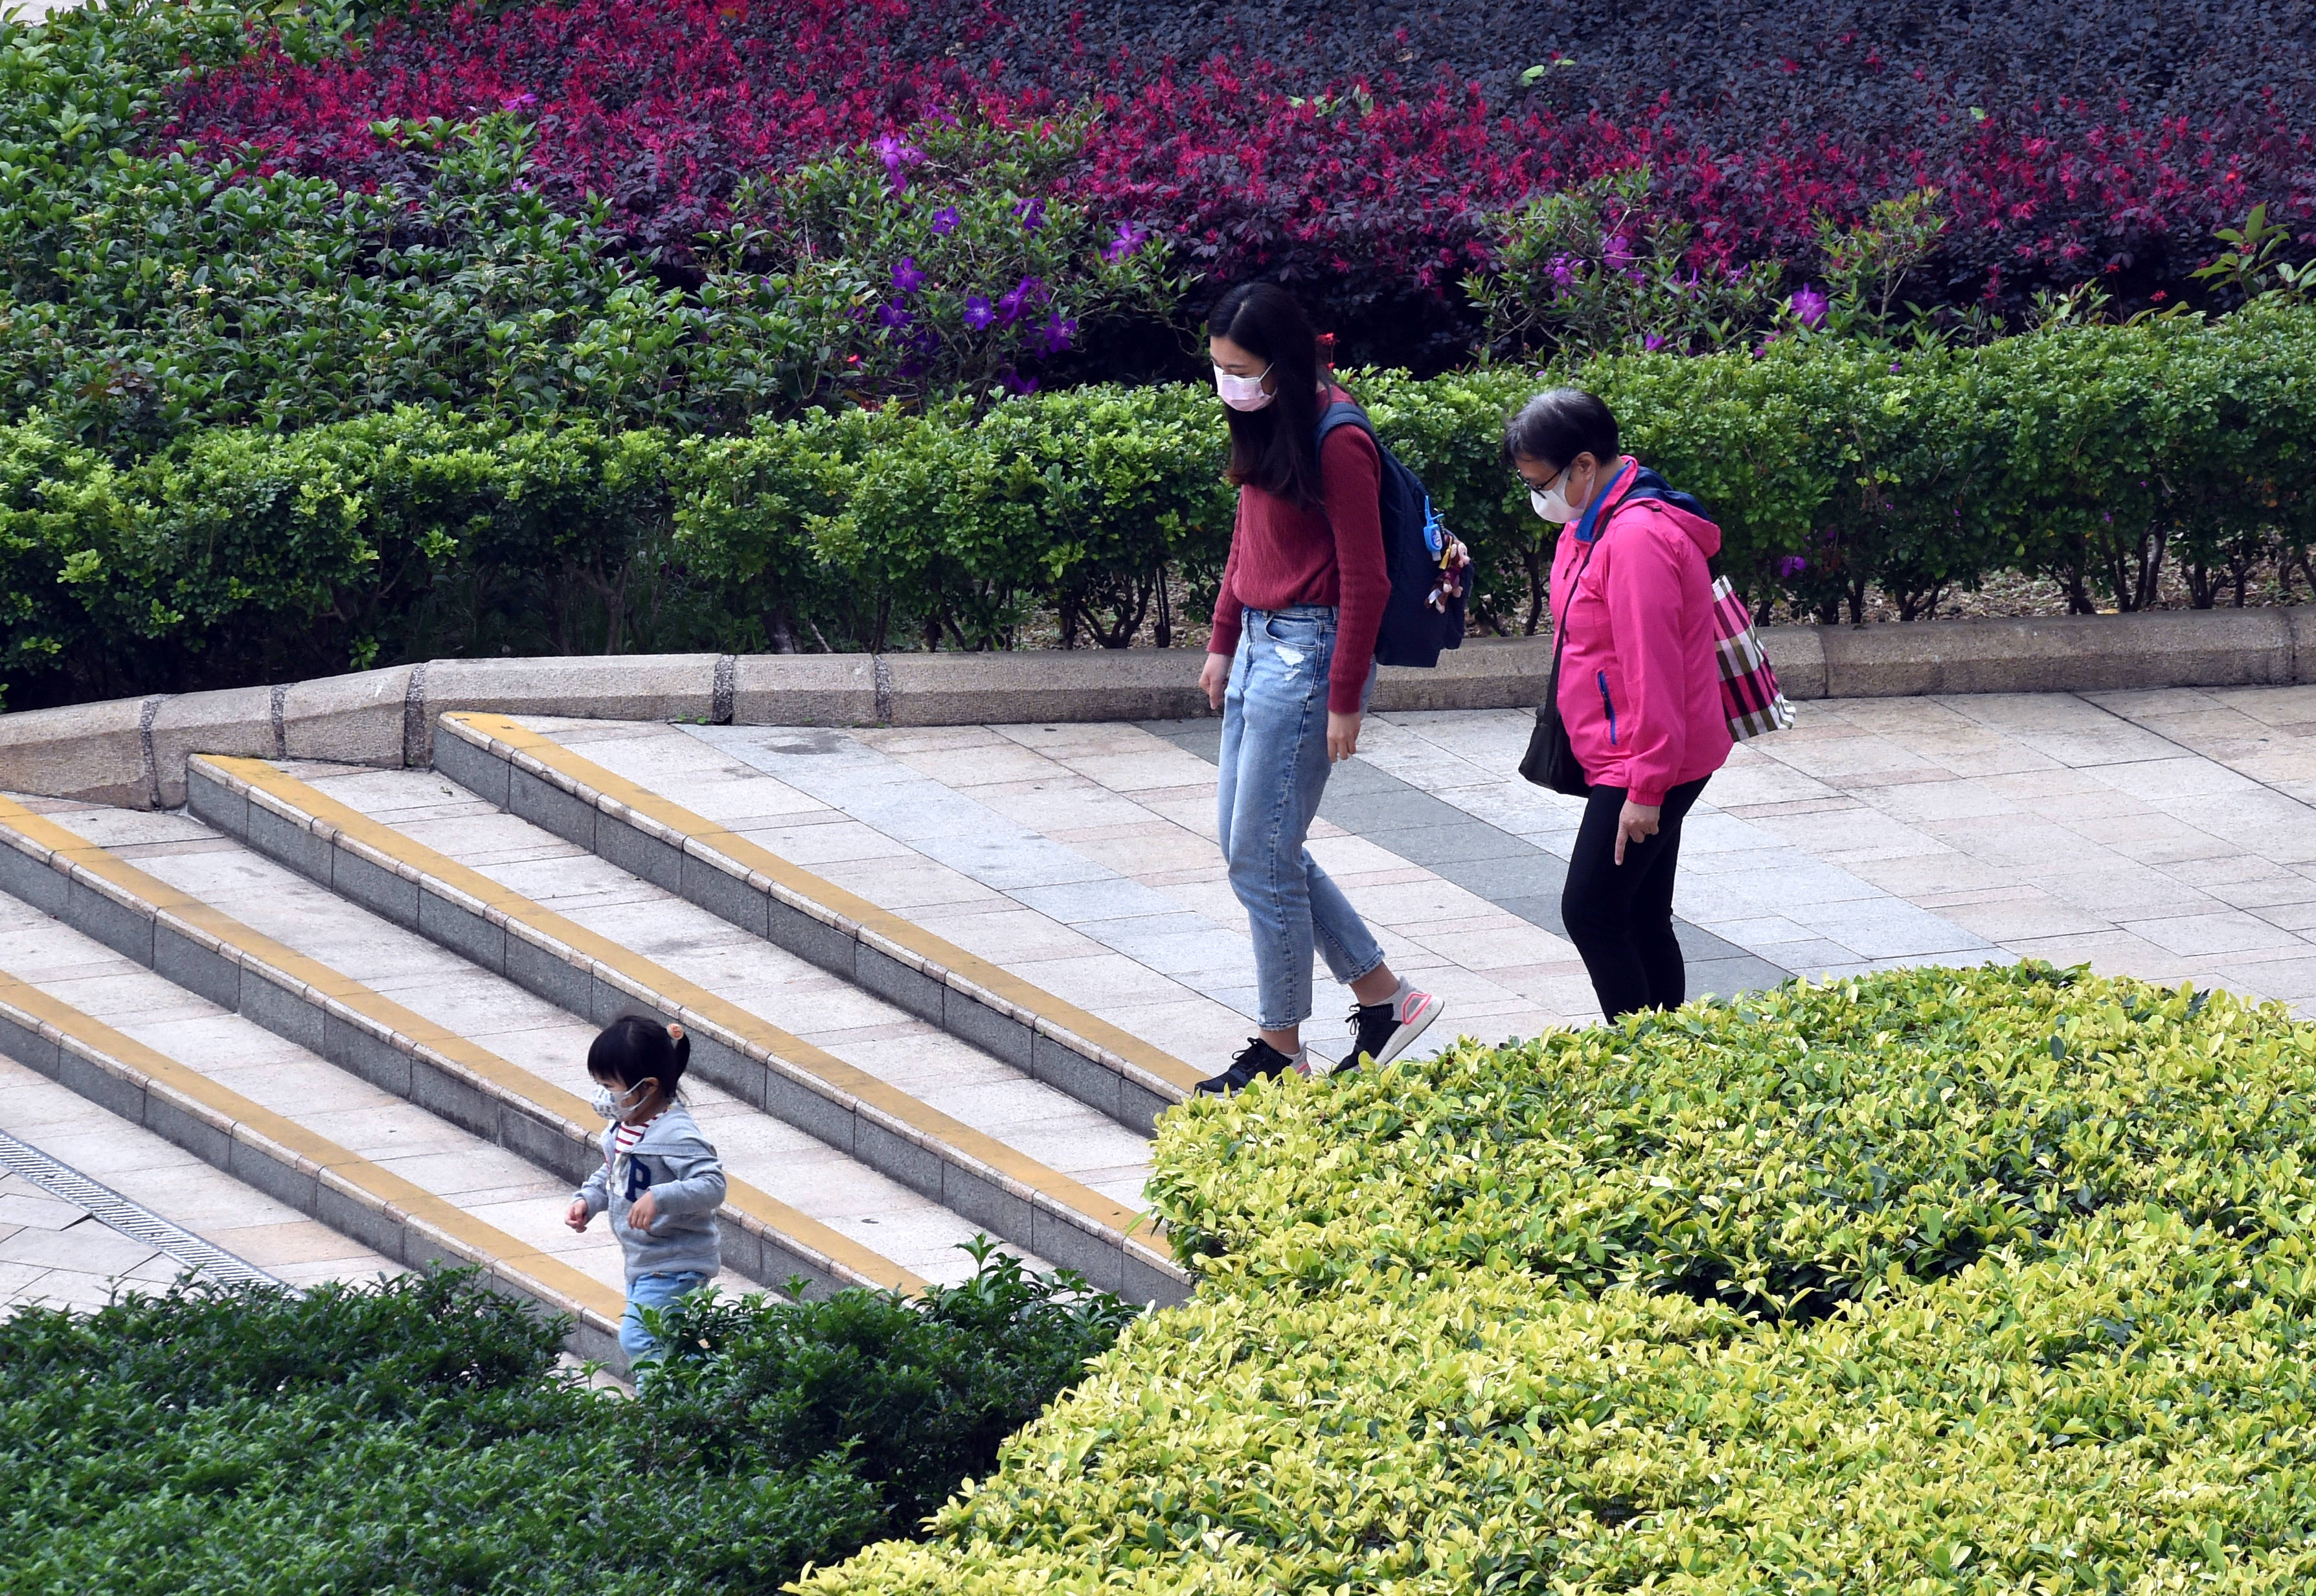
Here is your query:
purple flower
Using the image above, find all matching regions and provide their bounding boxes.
[1012,197,1046,231]
[962,295,995,330]
[1642,333,1666,352]
[1890,360,1902,374]
[999,369,1041,396]
[1789,284,1829,328]
[994,275,1045,325]
[1028,313,1077,356]
[1777,555,1810,578]
[872,133,924,193]
[499,93,537,111]
[1547,253,1578,293]
[1102,221,1150,263]
[877,302,914,331]
[1602,233,1635,268]
[931,206,961,235]
[891,256,926,295]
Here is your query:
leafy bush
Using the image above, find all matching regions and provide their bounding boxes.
[806,965,2316,1591]
[164,0,2316,370]
[1147,967,2311,1312]
[645,1242,1144,1536]
[0,1248,1137,1594]
[0,4,1163,453]
[8,305,2315,709]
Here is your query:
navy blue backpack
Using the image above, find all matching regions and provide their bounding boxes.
[1315,400,1466,668]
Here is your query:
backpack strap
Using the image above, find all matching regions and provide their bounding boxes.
[1314,397,1374,453]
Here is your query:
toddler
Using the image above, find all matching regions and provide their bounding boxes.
[564,1014,726,1365]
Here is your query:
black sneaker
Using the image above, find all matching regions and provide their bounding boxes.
[1194,1038,1300,1096]
[1337,985,1445,1075]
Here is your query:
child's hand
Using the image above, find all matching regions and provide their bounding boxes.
[626,1191,659,1234]
[565,1197,591,1233]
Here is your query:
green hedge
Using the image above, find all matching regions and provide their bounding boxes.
[0,1248,1138,1594]
[806,966,2316,1591]
[7,307,2315,707]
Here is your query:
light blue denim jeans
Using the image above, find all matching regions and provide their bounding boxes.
[620,1268,709,1364]
[1216,604,1386,1031]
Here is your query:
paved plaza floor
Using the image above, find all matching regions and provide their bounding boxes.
[543,682,2316,1082]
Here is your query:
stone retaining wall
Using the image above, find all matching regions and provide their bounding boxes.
[5,609,2311,809]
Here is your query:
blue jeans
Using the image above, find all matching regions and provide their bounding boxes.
[1216,605,1385,1031]
[620,1269,709,1364]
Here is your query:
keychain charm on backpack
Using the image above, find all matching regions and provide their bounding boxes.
[1424,501,1470,613]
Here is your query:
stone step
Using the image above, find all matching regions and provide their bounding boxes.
[0,792,992,1294]
[435,711,1201,1133]
[0,922,640,1366]
[0,1052,396,1315]
[186,755,1188,1305]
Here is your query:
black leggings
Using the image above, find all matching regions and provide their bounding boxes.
[1560,775,1710,1022]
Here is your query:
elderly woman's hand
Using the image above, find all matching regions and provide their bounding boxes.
[1614,800,1661,866]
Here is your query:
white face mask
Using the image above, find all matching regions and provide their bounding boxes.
[1214,363,1275,412]
[1528,459,1595,525]
[1530,480,1578,524]
[591,1080,652,1121]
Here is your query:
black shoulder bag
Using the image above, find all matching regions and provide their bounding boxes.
[1517,530,1603,797]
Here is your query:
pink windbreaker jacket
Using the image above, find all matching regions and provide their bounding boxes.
[1549,457,1734,805]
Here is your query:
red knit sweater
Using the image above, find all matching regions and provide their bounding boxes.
[1206,390,1389,714]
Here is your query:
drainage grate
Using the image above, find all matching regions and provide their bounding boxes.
[0,1130,282,1291]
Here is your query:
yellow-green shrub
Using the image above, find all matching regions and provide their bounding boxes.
[804,967,2316,1593]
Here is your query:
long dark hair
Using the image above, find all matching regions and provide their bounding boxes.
[1209,282,1328,509]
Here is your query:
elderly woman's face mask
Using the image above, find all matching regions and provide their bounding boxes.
[1527,461,1584,524]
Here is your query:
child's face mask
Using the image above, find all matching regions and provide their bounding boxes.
[592,1078,655,1121]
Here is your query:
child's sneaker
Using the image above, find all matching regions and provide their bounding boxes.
[1338,982,1444,1075]
[1194,1037,1306,1096]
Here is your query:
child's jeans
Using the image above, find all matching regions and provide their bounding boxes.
[620,1270,709,1363]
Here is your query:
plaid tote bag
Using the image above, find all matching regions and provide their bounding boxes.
[1710,576,1796,741]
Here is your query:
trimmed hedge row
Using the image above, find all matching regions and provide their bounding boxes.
[0,1248,1139,1594]
[808,965,2316,1591]
[7,306,2315,707]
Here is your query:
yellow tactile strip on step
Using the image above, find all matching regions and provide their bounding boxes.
[0,792,924,1299]
[194,756,1181,1285]
[446,711,1205,1101]
[0,966,624,1334]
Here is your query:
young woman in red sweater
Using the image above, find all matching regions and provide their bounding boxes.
[1192,283,1444,1095]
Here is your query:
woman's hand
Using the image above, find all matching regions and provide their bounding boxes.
[1328,711,1362,763]
[1614,800,1661,865]
[1200,652,1230,711]
[626,1190,659,1234]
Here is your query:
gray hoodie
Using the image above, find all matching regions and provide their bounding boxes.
[576,1102,725,1285]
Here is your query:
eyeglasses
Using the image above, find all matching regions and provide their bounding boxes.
[1520,462,1574,494]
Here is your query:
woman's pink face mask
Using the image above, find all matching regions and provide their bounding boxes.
[1214,363,1275,411]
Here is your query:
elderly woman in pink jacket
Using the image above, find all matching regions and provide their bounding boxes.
[1508,388,1734,1021]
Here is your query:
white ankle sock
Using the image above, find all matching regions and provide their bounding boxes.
[1365,977,1411,1012]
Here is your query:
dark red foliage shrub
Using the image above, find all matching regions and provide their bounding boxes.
[170,0,1043,262]
[168,0,2316,365]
